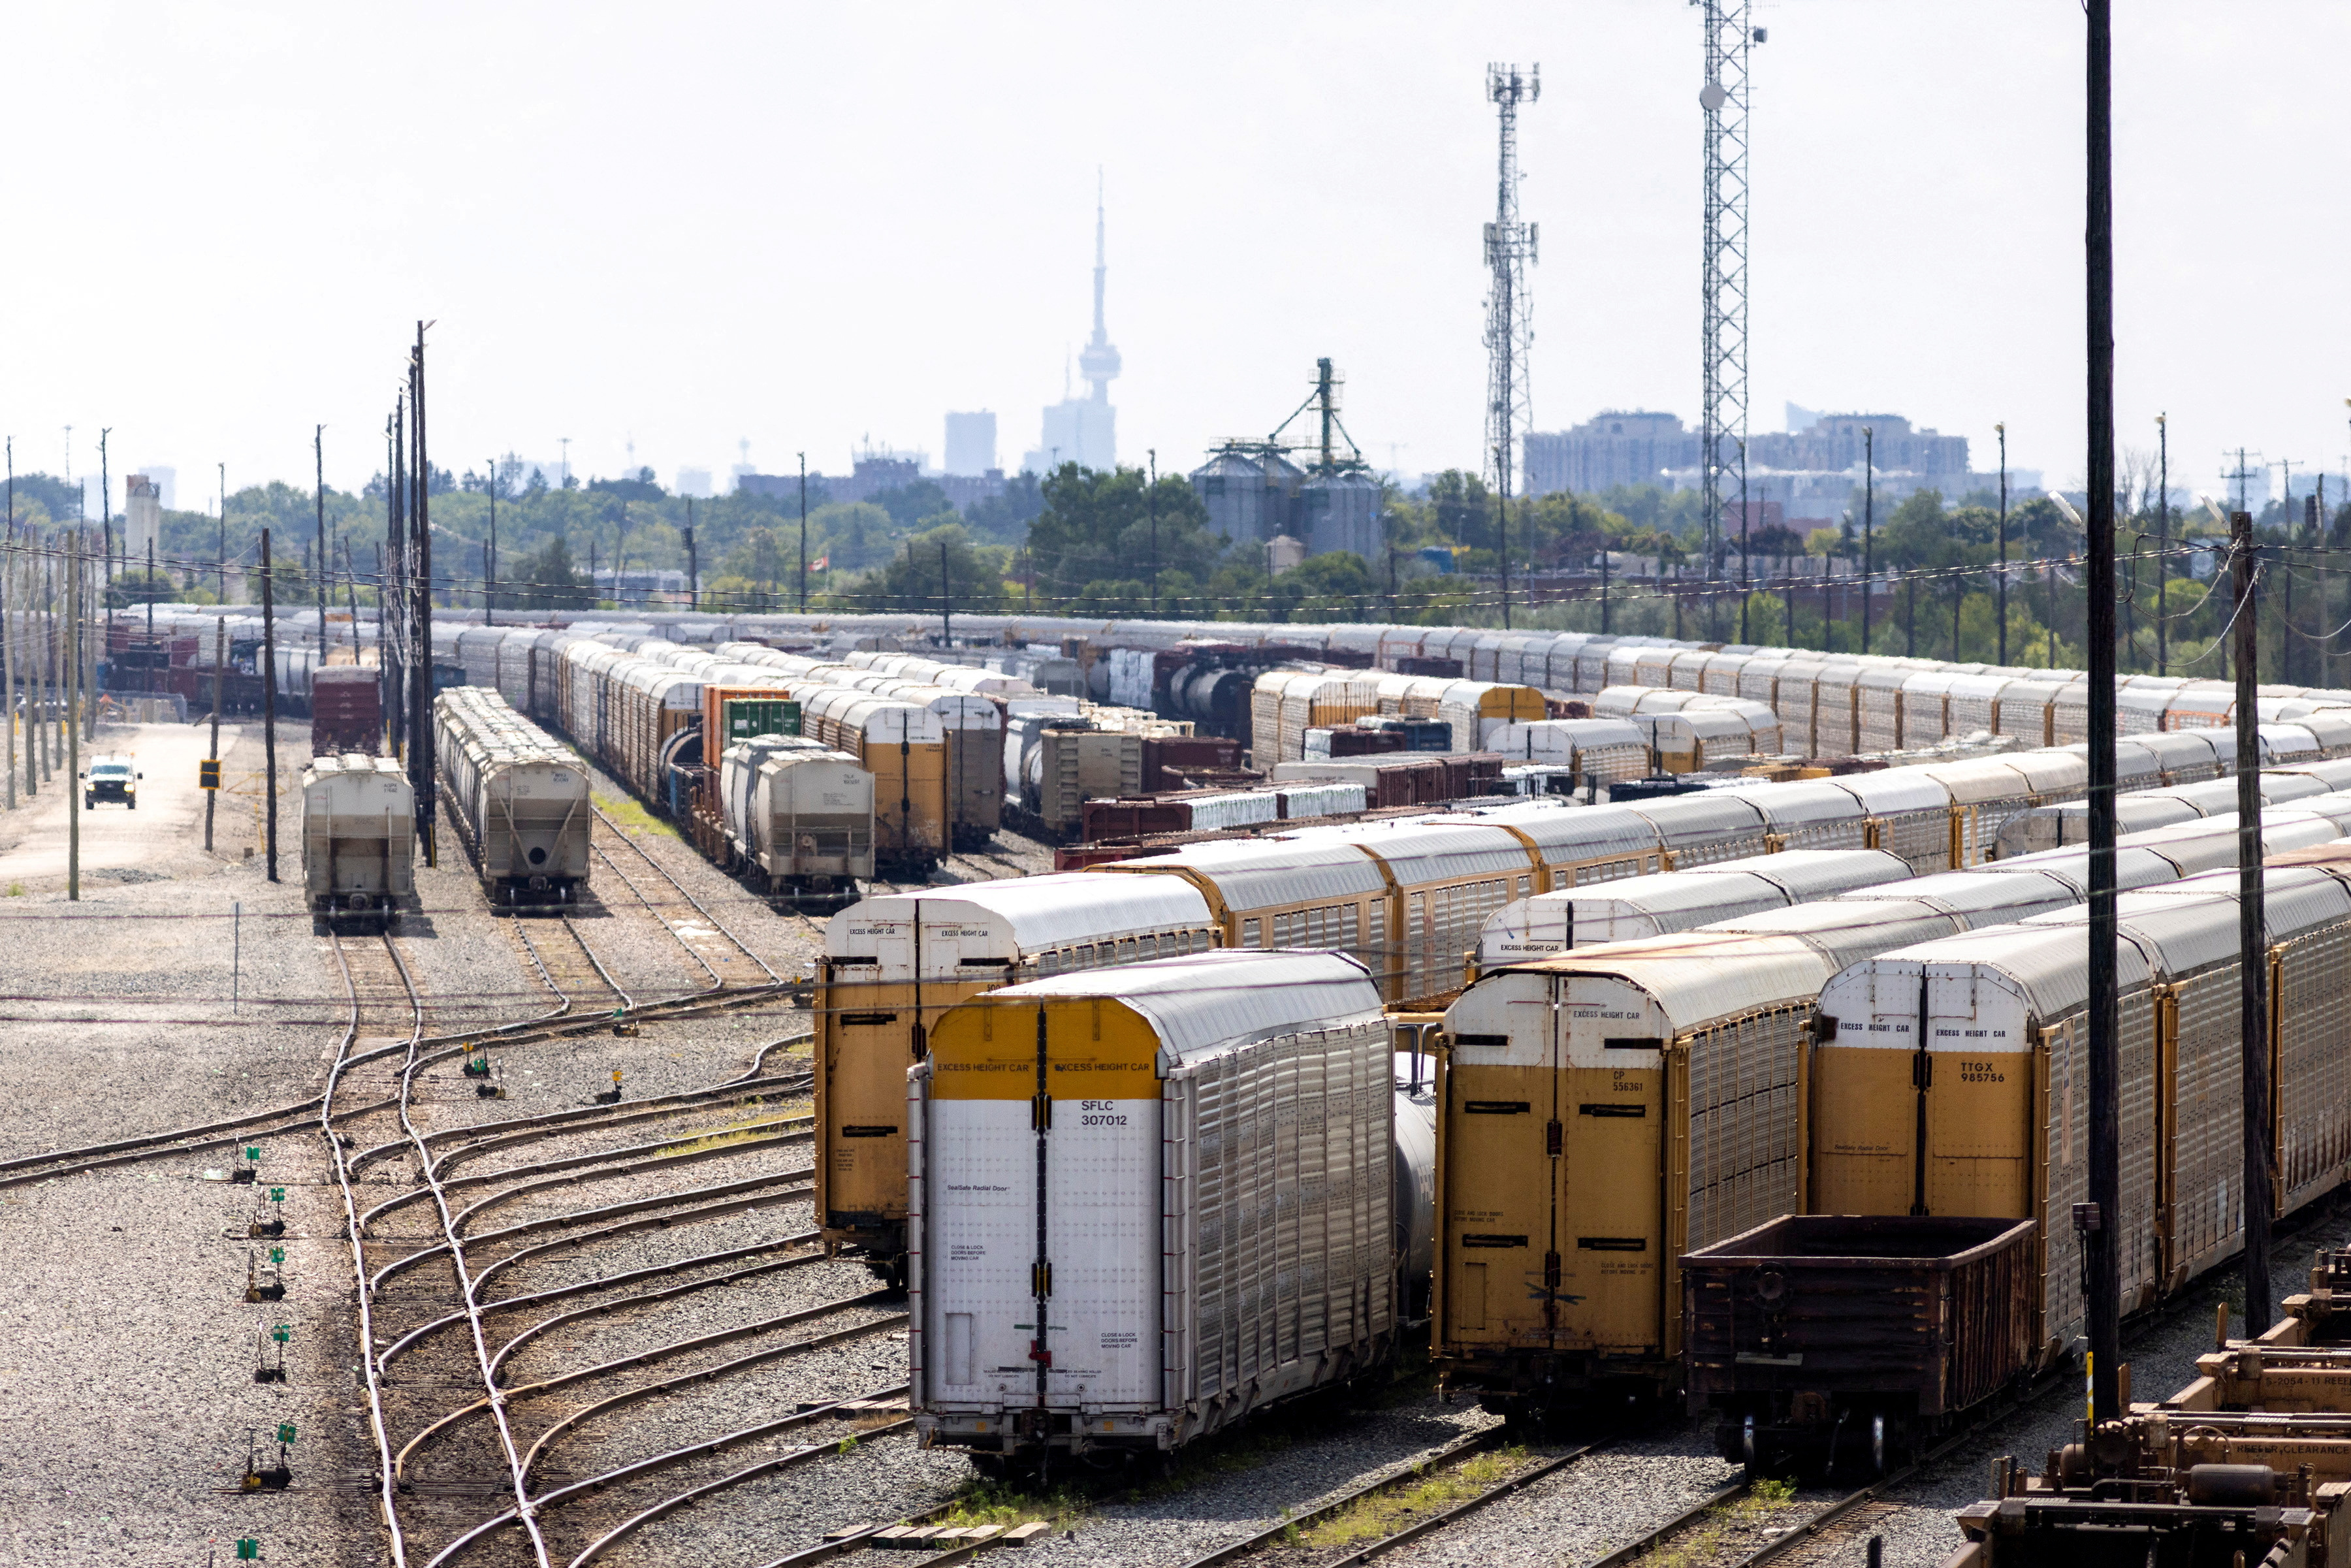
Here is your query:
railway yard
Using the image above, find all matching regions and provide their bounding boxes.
[19,614,2351,1568]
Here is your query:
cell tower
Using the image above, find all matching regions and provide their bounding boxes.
[1697,1,1753,623]
[1484,63,1539,630]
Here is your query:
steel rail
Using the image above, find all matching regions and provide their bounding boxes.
[359,1116,810,1230]
[1177,1425,1539,1568]
[458,1179,820,1300]
[1322,1443,1633,1567]
[377,933,558,1568]
[590,828,726,992]
[485,1245,836,1383]
[421,1387,908,1568]
[512,1307,901,1485]
[394,1292,904,1480]
[378,1228,820,1369]
[443,1130,811,1236]
[589,801,782,984]
[324,931,417,1568]
[369,1169,814,1288]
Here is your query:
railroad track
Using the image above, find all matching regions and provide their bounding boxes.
[308,918,901,1568]
[589,803,782,991]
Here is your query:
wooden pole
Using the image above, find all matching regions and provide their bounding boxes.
[66,532,79,901]
[316,426,329,658]
[261,528,279,882]
[2233,507,2273,1335]
[411,325,436,867]
[206,617,223,851]
[2083,0,2121,1424]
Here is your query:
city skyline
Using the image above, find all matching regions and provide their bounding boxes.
[3,4,2346,509]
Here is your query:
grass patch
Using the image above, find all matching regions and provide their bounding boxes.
[656,1102,810,1158]
[1297,1447,1526,1548]
[1736,1478,1797,1512]
[936,1477,1086,1532]
[3,883,20,897]
[594,792,677,839]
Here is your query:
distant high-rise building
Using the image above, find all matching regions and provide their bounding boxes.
[944,412,997,477]
[124,475,162,562]
[675,466,714,498]
[1023,178,1119,473]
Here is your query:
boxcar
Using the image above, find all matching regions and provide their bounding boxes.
[910,950,1400,1466]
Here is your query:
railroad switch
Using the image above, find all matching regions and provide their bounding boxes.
[466,1053,505,1098]
[231,1145,262,1186]
[253,1323,290,1384]
[593,1070,624,1106]
[245,1247,287,1304]
[248,1187,287,1240]
[238,1424,295,1492]
[610,1007,640,1038]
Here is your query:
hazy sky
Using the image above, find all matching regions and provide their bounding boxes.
[6,2,2347,508]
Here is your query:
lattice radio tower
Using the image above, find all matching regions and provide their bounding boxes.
[1697,2,1753,628]
[1484,63,1539,630]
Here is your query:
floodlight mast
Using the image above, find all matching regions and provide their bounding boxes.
[1484,63,1538,633]
[1697,1,1753,636]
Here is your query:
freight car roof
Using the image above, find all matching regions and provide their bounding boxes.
[829,872,1214,955]
[1482,930,1834,1036]
[973,949,1383,1064]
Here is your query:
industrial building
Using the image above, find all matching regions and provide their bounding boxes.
[1189,360,1383,564]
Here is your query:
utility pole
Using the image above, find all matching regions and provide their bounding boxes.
[67,532,78,901]
[205,617,223,850]
[797,451,808,614]
[940,538,952,646]
[1738,437,1750,643]
[2156,415,2168,677]
[315,426,329,658]
[260,529,279,882]
[217,463,228,603]
[485,456,498,626]
[2083,0,2121,1427]
[1996,424,2009,665]
[682,494,696,613]
[411,323,435,867]
[1861,426,1875,653]
[1698,0,1754,635]
[2230,506,2273,1334]
[1484,63,1539,637]
[1147,449,1159,616]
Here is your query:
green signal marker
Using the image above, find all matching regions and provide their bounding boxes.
[272,1325,290,1343]
[236,1543,261,1561]
[244,1147,260,1161]
[276,1422,296,1444]
[268,1187,285,1202]
[267,1247,284,1264]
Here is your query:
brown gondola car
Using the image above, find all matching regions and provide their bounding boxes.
[1683,1213,2038,1475]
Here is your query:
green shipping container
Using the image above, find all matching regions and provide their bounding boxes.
[722,697,801,741]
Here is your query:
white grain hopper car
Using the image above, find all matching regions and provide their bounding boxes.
[718,734,875,907]
[910,949,1426,1467]
[300,754,414,918]
[433,687,593,906]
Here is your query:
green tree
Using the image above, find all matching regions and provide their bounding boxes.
[846,522,1010,614]
[507,533,591,611]
[1026,464,1223,603]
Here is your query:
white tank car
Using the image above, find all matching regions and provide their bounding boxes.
[910,949,1399,1467]
[434,688,592,905]
[300,754,414,917]
[718,735,874,906]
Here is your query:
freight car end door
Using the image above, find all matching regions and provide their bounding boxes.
[925,999,1160,1420]
[1441,972,1667,1364]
